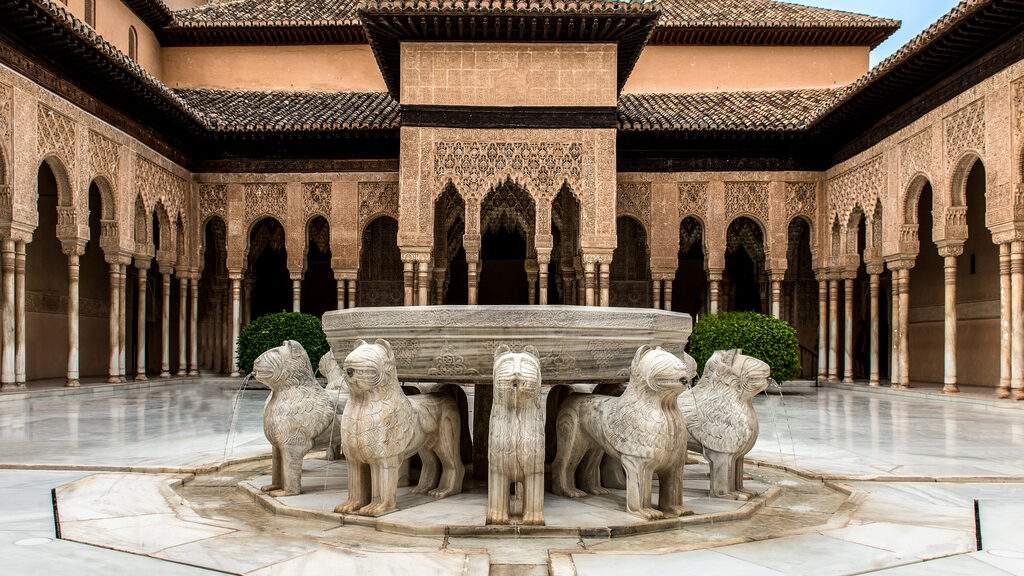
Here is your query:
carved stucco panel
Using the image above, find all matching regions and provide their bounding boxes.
[199,184,227,222]
[899,128,932,192]
[88,129,119,193]
[678,182,708,221]
[303,182,331,219]
[358,181,399,232]
[944,98,986,166]
[724,181,769,224]
[616,182,651,229]
[244,183,286,227]
[136,154,186,219]
[0,81,11,155]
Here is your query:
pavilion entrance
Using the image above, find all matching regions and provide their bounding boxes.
[477,180,536,306]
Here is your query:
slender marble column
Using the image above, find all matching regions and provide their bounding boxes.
[828,278,839,382]
[242,281,252,326]
[998,243,1011,398]
[1011,241,1024,400]
[177,275,187,376]
[843,276,854,384]
[1,240,14,390]
[771,275,782,319]
[108,263,120,383]
[709,271,721,314]
[403,261,414,306]
[336,279,345,310]
[118,264,127,382]
[584,261,596,306]
[160,271,171,378]
[467,257,478,305]
[136,265,148,381]
[660,279,670,311]
[868,270,881,387]
[941,247,961,394]
[347,278,357,309]
[291,278,301,312]
[898,268,911,389]
[817,275,827,382]
[651,280,660,309]
[417,263,429,307]
[538,261,549,305]
[890,266,901,387]
[600,264,610,308]
[66,251,81,387]
[189,276,198,376]
[230,276,241,377]
[15,241,25,387]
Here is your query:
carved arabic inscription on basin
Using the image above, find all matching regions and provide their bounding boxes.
[322,305,692,384]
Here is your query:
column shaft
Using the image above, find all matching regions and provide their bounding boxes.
[998,243,1011,398]
[230,277,241,377]
[336,279,345,310]
[869,273,880,386]
[108,263,120,383]
[843,277,854,384]
[538,264,549,305]
[189,277,198,375]
[14,242,25,386]
[709,273,721,314]
[417,264,429,307]
[403,261,414,306]
[817,277,827,382]
[292,278,301,313]
[160,272,171,378]
[1,241,14,389]
[348,278,357,309]
[118,265,127,381]
[771,277,782,319]
[890,269,900,387]
[467,259,478,305]
[599,265,610,307]
[663,280,672,311]
[651,280,660,309]
[943,255,958,394]
[898,268,911,388]
[1011,242,1024,399]
[177,275,187,376]
[67,253,80,387]
[584,261,596,306]
[828,279,838,382]
[136,268,147,380]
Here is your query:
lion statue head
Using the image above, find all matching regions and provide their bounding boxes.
[628,345,698,396]
[703,349,771,399]
[253,340,316,390]
[318,351,346,392]
[342,339,398,394]
[493,344,542,408]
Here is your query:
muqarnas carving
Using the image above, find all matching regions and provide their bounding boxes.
[318,351,349,461]
[336,339,465,517]
[256,340,336,496]
[678,349,771,500]
[487,345,545,525]
[551,346,698,519]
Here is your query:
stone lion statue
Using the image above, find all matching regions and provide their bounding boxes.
[487,345,545,525]
[551,345,698,520]
[317,351,348,460]
[336,339,465,517]
[678,349,771,500]
[256,340,336,497]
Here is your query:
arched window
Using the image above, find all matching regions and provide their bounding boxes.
[84,0,95,26]
[127,26,138,61]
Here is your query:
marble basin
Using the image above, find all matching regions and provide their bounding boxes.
[321,305,692,384]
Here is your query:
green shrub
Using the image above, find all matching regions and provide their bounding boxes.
[236,312,328,374]
[688,311,800,381]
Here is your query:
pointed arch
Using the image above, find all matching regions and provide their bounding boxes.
[948,152,984,209]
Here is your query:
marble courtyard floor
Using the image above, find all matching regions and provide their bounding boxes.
[1,380,1023,575]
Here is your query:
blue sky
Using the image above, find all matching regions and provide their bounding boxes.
[794,1,962,65]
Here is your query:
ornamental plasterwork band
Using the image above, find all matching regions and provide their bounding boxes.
[398,127,617,253]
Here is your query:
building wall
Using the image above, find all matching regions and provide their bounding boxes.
[162,45,387,92]
[65,0,163,77]
[624,45,870,94]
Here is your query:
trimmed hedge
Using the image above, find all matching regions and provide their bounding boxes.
[688,311,800,381]
[236,312,329,374]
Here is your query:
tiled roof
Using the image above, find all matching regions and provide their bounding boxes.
[174,89,399,131]
[658,0,897,29]
[618,89,844,132]
[170,0,361,27]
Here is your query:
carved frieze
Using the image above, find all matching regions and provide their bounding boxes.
[899,128,932,191]
[678,182,708,220]
[432,141,584,201]
[944,99,985,162]
[826,155,883,223]
[724,181,769,223]
[244,183,286,225]
[136,155,186,217]
[303,182,331,218]
[358,181,399,231]
[784,182,816,221]
[37,103,76,174]
[88,130,119,192]
[616,182,651,228]
[0,81,11,149]
[199,184,226,220]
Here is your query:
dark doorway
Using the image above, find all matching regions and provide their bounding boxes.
[609,215,651,307]
[724,216,766,313]
[248,217,290,319]
[302,216,336,317]
[357,216,403,307]
[673,217,707,316]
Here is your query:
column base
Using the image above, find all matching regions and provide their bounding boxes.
[0,383,15,392]
[107,376,120,384]
[65,379,80,388]
[941,383,960,394]
[231,371,240,377]
[160,371,171,378]
[188,370,198,376]
[136,374,148,381]
[118,376,127,384]
[996,386,1011,399]
[176,370,186,377]
[842,376,854,384]
[868,379,880,387]
[1013,389,1024,401]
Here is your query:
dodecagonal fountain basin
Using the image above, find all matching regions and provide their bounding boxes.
[322,305,692,384]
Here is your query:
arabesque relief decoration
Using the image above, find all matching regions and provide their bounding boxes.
[304,182,331,219]
[88,130,119,193]
[899,128,933,192]
[678,182,708,220]
[944,99,985,163]
[724,182,769,224]
[617,182,651,229]
[136,155,186,218]
[199,184,226,221]
[358,181,399,232]
[244,183,286,226]
[37,104,76,176]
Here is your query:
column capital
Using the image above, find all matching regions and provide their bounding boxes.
[134,256,152,271]
[937,242,964,259]
[60,238,87,257]
[885,257,915,272]
[864,260,885,275]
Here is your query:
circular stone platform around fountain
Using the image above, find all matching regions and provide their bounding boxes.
[238,456,782,538]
